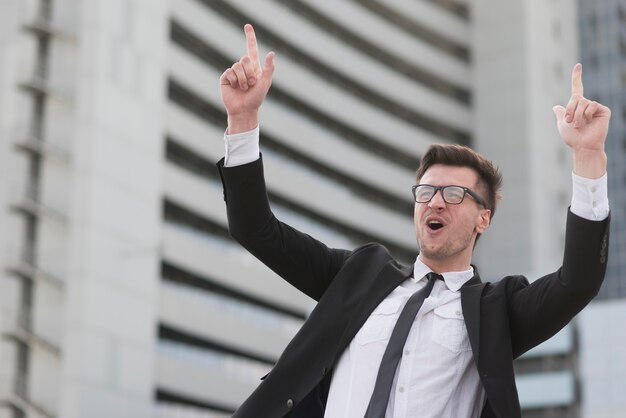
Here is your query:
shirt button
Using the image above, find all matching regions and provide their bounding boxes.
[398,387,405,393]
[592,201,597,207]
[287,399,294,409]
[404,349,410,356]
[455,310,462,316]
[591,186,597,193]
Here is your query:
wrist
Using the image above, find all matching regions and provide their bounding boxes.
[572,148,607,179]
[227,112,259,134]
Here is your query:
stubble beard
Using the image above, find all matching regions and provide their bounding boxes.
[418,227,475,262]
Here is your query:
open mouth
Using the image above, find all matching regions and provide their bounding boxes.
[427,220,444,231]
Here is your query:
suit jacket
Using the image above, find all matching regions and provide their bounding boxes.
[217,156,610,418]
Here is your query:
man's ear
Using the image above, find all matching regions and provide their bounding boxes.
[475,209,491,234]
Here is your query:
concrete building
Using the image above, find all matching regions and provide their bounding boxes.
[0,0,166,417]
[576,1,626,417]
[578,301,626,418]
[0,0,582,417]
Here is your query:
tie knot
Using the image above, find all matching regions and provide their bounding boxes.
[427,272,444,282]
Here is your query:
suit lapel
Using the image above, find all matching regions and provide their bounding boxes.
[461,274,486,362]
[333,261,412,363]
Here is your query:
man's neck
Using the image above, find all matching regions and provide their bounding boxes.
[418,254,472,274]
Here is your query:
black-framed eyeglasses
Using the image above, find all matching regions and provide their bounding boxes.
[412,184,487,207]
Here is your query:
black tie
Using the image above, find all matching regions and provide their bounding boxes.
[364,272,443,418]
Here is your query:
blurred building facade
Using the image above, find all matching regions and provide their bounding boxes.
[0,0,588,417]
[577,1,626,417]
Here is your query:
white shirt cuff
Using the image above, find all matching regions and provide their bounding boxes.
[223,126,260,167]
[570,172,609,221]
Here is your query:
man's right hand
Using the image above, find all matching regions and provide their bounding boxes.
[220,24,275,134]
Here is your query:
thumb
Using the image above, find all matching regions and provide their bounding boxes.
[552,105,566,122]
[262,51,275,83]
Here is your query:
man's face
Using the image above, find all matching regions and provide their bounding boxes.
[414,164,491,270]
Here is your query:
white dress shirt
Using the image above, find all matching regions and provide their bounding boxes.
[223,127,610,417]
[324,259,483,418]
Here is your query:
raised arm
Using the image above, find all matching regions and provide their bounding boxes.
[220,24,275,134]
[217,26,350,301]
[552,63,611,179]
[508,64,611,355]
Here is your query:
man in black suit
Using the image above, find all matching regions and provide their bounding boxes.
[217,24,611,418]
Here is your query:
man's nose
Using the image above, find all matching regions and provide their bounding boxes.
[428,190,446,209]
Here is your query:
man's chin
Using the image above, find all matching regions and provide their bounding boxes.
[419,245,447,261]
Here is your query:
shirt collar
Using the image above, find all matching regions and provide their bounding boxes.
[412,257,474,292]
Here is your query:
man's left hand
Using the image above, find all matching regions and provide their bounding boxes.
[553,63,611,179]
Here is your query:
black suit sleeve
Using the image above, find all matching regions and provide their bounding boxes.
[217,156,351,301]
[506,210,610,357]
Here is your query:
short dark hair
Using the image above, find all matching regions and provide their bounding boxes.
[415,144,503,219]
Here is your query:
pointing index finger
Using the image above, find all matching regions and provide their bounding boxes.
[244,24,261,74]
[571,63,583,97]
